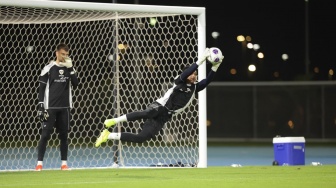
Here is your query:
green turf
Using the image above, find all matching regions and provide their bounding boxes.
[1,166,336,188]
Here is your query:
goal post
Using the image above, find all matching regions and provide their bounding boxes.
[0,0,207,170]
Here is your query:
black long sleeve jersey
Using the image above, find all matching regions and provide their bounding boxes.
[156,63,215,115]
[38,61,79,109]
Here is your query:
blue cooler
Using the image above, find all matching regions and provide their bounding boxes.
[273,137,305,166]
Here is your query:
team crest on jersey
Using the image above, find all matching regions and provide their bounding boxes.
[59,70,64,75]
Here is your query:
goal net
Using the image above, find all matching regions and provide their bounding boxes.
[0,0,207,171]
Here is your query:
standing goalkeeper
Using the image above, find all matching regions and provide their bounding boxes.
[95,48,223,156]
[35,43,79,171]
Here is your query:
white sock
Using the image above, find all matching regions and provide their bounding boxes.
[37,161,43,165]
[62,161,67,166]
[114,115,127,124]
[108,133,121,140]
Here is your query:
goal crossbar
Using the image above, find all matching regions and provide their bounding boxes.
[0,0,205,23]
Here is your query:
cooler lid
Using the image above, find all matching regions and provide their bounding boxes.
[272,137,305,143]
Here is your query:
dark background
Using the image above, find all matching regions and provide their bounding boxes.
[70,0,336,81]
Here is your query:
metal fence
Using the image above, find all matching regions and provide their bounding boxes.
[207,81,336,140]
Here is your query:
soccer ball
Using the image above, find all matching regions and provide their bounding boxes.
[207,47,223,64]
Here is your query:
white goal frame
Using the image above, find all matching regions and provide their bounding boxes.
[0,0,207,170]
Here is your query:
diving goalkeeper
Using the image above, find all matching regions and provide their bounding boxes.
[95,48,223,147]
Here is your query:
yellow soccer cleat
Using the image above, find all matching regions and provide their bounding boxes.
[95,129,110,147]
[104,119,116,128]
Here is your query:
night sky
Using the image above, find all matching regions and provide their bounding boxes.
[72,0,336,81]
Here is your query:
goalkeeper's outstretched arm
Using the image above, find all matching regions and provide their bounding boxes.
[196,52,224,92]
[179,48,210,81]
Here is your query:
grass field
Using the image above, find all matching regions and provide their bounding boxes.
[1,165,336,188]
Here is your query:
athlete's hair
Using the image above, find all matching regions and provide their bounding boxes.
[183,65,198,72]
[182,65,198,75]
[56,43,69,52]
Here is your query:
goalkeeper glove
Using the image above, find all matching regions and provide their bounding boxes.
[59,57,73,68]
[211,55,224,72]
[196,48,210,66]
[37,103,49,122]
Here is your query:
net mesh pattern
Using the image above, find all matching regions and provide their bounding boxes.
[0,6,177,23]
[0,4,200,170]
